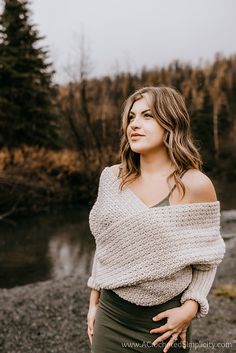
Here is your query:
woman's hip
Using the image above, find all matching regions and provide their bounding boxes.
[91,289,192,352]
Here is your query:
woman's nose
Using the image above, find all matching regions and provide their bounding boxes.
[130,116,142,128]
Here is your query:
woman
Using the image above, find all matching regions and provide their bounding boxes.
[86,86,225,353]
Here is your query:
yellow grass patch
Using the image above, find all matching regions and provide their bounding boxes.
[212,284,236,298]
[0,145,82,174]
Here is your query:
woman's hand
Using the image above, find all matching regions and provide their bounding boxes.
[150,300,199,352]
[87,304,98,345]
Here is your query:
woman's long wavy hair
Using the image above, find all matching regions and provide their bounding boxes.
[117,86,203,200]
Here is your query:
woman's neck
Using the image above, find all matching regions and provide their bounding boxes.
[139,150,175,178]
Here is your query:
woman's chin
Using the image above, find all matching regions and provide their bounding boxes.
[130,144,162,155]
[129,146,150,154]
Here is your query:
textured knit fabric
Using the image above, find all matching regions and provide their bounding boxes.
[149,177,218,318]
[87,166,226,318]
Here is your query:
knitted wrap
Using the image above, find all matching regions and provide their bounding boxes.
[88,167,226,318]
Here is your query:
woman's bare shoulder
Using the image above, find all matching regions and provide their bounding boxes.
[182,169,217,203]
[110,164,121,177]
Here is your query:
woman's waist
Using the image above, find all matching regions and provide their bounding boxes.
[99,267,192,308]
[99,286,185,321]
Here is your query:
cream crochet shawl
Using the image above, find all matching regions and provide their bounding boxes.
[89,167,226,304]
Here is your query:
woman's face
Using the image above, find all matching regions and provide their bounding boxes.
[126,95,165,154]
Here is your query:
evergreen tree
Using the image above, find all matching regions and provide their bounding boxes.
[191,89,215,170]
[0,0,61,148]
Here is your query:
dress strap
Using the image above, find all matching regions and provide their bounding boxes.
[167,170,188,196]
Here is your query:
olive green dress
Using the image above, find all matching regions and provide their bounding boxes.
[91,178,192,352]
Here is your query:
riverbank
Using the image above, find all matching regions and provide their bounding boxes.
[0,146,236,217]
[0,237,235,352]
[0,146,111,216]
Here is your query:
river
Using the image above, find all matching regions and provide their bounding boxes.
[0,206,95,288]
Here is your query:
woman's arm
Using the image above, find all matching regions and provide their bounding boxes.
[87,288,100,344]
[179,170,219,318]
[87,250,101,344]
[150,266,218,349]
[180,266,218,318]
[87,249,101,292]
[89,288,100,306]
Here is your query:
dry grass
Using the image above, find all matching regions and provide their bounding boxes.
[0,145,117,176]
[0,145,82,174]
[212,284,236,298]
[0,145,118,213]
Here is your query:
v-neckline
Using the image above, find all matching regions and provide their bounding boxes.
[105,166,220,211]
[106,166,169,209]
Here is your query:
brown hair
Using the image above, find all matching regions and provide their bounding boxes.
[117,86,203,200]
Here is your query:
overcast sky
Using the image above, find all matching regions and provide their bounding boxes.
[2,0,236,83]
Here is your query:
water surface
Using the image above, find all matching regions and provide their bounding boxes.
[0,206,95,288]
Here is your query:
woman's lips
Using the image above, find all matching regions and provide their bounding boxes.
[130,134,144,139]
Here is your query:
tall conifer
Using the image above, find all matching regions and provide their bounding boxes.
[0,0,61,148]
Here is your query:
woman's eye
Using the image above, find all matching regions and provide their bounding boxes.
[128,114,153,122]
[128,115,134,121]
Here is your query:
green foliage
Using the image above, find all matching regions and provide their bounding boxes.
[0,0,61,148]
